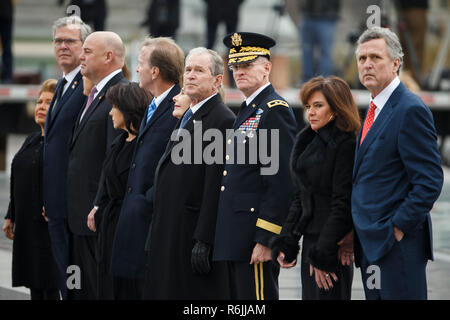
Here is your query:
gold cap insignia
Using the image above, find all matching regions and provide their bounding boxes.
[231,33,242,47]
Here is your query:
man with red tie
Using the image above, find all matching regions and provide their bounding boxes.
[352,27,443,300]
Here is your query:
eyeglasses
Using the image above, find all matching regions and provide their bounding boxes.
[53,38,81,47]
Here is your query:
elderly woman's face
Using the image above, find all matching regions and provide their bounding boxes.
[35,91,53,127]
[305,90,334,132]
[172,88,191,119]
[109,105,126,131]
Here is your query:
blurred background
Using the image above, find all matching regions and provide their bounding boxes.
[0,0,449,168]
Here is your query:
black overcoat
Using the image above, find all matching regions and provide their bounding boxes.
[5,132,59,289]
[145,94,235,299]
[94,131,135,275]
[271,120,355,272]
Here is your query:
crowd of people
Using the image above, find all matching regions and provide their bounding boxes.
[2,14,444,301]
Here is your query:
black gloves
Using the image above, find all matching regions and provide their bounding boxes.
[191,240,212,275]
[269,234,300,264]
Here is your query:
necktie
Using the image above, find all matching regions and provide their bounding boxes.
[360,101,377,145]
[177,108,193,135]
[146,99,157,124]
[51,77,67,120]
[80,86,97,122]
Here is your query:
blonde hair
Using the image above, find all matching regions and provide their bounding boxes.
[39,79,58,97]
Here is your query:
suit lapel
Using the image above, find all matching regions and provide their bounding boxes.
[71,72,125,147]
[353,83,405,179]
[138,84,180,139]
[161,93,219,164]
[44,78,64,136]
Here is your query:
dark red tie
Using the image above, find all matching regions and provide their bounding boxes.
[360,101,377,145]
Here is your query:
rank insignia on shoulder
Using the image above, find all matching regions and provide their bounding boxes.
[267,100,289,108]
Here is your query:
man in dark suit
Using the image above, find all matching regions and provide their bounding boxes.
[212,32,298,300]
[144,47,235,299]
[110,37,183,299]
[352,27,443,300]
[43,16,91,299]
[66,31,126,299]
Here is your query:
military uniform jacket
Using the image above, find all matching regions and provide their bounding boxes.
[213,84,298,262]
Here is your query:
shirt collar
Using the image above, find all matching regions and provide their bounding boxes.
[190,93,217,114]
[63,65,81,85]
[371,76,400,111]
[245,82,271,106]
[94,69,122,98]
[154,84,175,108]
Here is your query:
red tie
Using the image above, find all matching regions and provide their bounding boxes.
[360,101,377,145]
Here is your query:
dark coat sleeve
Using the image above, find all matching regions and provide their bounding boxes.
[4,133,37,222]
[309,137,355,272]
[5,164,15,222]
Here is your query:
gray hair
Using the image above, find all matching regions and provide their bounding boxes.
[52,16,92,42]
[186,47,225,77]
[355,27,404,74]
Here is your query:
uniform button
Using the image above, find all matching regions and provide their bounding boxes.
[220,186,225,192]
[131,163,136,169]
[227,139,232,144]
[128,187,132,193]
[223,170,227,176]
[225,155,230,161]
[139,140,144,145]
[250,208,255,212]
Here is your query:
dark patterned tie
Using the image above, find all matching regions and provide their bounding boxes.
[51,78,67,120]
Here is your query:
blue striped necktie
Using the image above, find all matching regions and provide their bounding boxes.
[177,108,193,136]
[146,99,157,124]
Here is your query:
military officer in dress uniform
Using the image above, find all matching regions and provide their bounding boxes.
[212,32,298,300]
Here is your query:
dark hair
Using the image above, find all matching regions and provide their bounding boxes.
[106,82,152,135]
[300,76,361,135]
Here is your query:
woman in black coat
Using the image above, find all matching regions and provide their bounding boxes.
[2,79,60,300]
[270,76,361,300]
[86,82,150,299]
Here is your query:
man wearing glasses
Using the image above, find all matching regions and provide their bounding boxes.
[43,16,92,299]
[213,32,297,300]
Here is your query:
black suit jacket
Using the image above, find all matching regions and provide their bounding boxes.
[66,72,127,236]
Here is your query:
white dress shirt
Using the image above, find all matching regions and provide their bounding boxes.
[371,76,401,121]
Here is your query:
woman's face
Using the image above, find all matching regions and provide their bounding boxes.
[109,105,126,131]
[172,88,191,119]
[82,75,95,96]
[35,91,53,127]
[305,90,334,132]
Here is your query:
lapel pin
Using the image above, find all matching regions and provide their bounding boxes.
[72,81,77,89]
[252,104,256,108]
